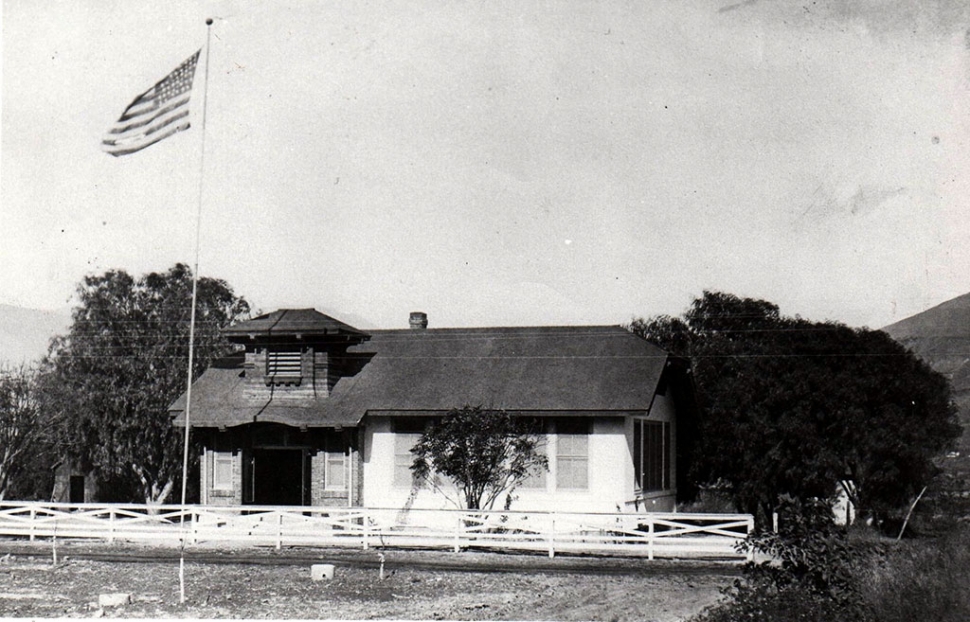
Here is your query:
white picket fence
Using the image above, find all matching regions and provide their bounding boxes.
[0,502,754,560]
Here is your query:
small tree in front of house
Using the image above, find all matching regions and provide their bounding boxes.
[410,406,548,511]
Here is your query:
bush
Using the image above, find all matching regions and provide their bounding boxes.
[693,582,862,622]
[677,486,738,515]
[692,496,868,622]
[692,495,970,622]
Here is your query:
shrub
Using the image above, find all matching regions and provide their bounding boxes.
[738,497,858,603]
[693,582,862,622]
[692,496,868,622]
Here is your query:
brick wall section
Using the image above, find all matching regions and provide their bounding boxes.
[355,427,365,506]
[200,428,247,506]
[196,341,364,507]
[242,347,331,401]
[198,440,368,507]
[313,350,330,396]
[310,450,325,507]
[308,443,354,508]
[203,447,244,506]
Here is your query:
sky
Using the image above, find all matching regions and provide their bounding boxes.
[3,0,969,331]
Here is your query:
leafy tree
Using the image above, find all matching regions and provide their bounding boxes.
[0,364,42,500]
[410,406,548,511]
[633,291,960,524]
[39,264,250,505]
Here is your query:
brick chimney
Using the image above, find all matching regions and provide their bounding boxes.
[409,311,428,330]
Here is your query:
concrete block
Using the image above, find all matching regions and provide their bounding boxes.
[98,593,130,607]
[310,564,335,580]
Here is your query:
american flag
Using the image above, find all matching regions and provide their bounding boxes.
[102,50,201,157]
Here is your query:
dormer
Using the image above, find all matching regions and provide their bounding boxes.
[222,309,370,397]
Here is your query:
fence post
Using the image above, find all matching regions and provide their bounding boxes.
[108,509,115,544]
[548,514,555,558]
[362,509,369,550]
[747,515,756,562]
[191,508,198,545]
[276,512,283,550]
[454,514,462,553]
[648,517,654,561]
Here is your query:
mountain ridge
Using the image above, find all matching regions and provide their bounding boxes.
[883,291,970,522]
[0,304,71,366]
[883,292,970,393]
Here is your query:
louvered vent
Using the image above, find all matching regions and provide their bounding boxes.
[267,349,302,384]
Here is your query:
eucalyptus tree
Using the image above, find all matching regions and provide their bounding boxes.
[41,264,250,504]
[0,364,41,500]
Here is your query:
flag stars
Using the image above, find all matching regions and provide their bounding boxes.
[102,49,200,156]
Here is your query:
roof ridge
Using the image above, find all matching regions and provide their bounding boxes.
[368,324,628,333]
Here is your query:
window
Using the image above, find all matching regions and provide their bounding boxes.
[213,451,233,490]
[266,348,302,383]
[555,419,589,490]
[325,450,346,489]
[634,419,670,492]
[322,434,348,490]
[392,419,425,488]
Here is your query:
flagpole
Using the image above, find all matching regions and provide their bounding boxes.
[179,17,214,605]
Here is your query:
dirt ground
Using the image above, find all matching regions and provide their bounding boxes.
[0,543,737,620]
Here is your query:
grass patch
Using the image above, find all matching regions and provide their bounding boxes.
[856,525,970,622]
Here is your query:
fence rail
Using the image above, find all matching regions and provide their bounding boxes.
[0,502,754,560]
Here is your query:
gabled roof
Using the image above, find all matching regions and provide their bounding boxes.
[222,308,369,341]
[334,326,668,413]
[171,323,671,428]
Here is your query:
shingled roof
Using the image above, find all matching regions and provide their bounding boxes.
[222,308,369,341]
[171,324,671,428]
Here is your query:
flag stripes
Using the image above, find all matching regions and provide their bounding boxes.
[102,50,201,157]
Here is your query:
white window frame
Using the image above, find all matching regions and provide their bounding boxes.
[554,419,589,491]
[392,419,426,489]
[212,450,234,491]
[325,448,347,491]
[633,418,670,493]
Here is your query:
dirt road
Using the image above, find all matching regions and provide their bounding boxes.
[0,539,738,620]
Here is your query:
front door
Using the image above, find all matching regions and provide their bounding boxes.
[250,448,307,505]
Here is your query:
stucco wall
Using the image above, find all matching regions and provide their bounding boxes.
[361,415,656,514]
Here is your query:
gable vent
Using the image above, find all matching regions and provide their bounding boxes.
[267,348,302,384]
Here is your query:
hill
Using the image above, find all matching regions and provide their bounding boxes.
[0,304,70,366]
[883,292,970,394]
[883,292,970,523]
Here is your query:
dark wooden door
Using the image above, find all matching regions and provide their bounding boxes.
[250,448,305,505]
